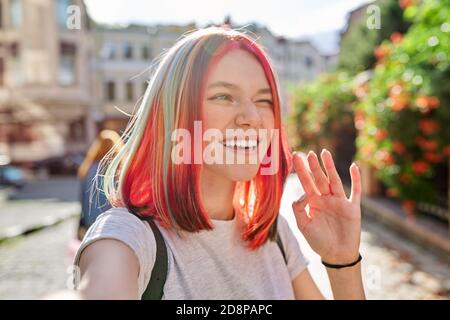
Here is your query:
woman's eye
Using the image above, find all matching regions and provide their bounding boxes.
[255,99,273,106]
[209,94,233,102]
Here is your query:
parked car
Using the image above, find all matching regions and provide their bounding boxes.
[0,165,27,189]
[33,153,85,176]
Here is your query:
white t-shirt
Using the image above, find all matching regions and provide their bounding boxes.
[74,207,309,299]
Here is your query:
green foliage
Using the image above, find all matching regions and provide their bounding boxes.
[289,72,357,150]
[355,0,450,211]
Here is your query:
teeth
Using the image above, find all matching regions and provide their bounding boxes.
[225,140,235,148]
[224,139,258,149]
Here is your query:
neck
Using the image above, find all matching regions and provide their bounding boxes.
[201,168,235,221]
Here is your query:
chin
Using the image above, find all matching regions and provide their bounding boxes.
[224,163,261,182]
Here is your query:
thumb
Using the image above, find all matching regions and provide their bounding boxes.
[292,194,312,230]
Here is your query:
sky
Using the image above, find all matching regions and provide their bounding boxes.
[84,0,373,55]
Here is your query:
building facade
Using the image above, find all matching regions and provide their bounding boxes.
[0,0,95,164]
[241,24,327,84]
[0,1,334,165]
[92,23,197,132]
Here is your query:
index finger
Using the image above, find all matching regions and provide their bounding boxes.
[293,152,319,197]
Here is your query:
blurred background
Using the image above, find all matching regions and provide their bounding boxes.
[0,0,449,299]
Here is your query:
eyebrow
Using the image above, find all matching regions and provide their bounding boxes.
[207,81,272,95]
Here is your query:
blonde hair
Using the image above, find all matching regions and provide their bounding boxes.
[78,130,123,179]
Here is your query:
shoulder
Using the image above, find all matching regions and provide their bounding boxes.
[74,207,158,296]
[276,213,294,240]
[86,207,147,229]
[276,214,299,254]
[76,237,141,299]
[275,214,310,280]
[79,207,154,246]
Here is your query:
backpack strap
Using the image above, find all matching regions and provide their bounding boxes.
[140,217,168,300]
[275,231,287,265]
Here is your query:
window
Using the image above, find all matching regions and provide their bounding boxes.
[101,42,116,60]
[305,56,313,69]
[142,46,150,60]
[10,43,23,85]
[9,124,37,143]
[69,117,85,142]
[106,81,115,101]
[10,0,22,28]
[0,1,3,28]
[59,42,76,85]
[56,0,72,28]
[126,81,134,101]
[124,43,133,60]
[0,58,4,86]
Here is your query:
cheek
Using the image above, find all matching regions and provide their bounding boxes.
[260,108,275,130]
[259,109,275,149]
[203,103,234,130]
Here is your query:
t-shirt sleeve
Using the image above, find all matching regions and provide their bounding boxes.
[277,215,310,280]
[73,207,156,297]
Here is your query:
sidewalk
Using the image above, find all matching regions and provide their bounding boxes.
[361,194,450,261]
[0,177,80,242]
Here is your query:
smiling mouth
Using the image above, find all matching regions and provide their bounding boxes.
[222,138,259,151]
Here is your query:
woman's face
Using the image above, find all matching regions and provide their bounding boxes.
[202,48,275,182]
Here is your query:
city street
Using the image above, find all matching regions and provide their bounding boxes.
[0,217,78,299]
[0,176,449,299]
[0,177,81,299]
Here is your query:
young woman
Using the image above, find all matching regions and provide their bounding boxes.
[70,27,365,300]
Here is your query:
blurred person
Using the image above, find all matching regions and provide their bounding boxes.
[51,27,365,300]
[76,129,124,240]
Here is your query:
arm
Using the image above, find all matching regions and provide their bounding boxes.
[292,269,325,300]
[292,263,365,300]
[325,263,365,300]
[45,239,140,299]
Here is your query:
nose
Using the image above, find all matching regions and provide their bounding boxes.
[235,99,261,128]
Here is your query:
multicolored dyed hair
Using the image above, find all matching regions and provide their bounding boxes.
[102,27,292,249]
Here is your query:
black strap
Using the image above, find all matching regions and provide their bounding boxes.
[276,232,287,265]
[322,253,362,269]
[140,217,168,300]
